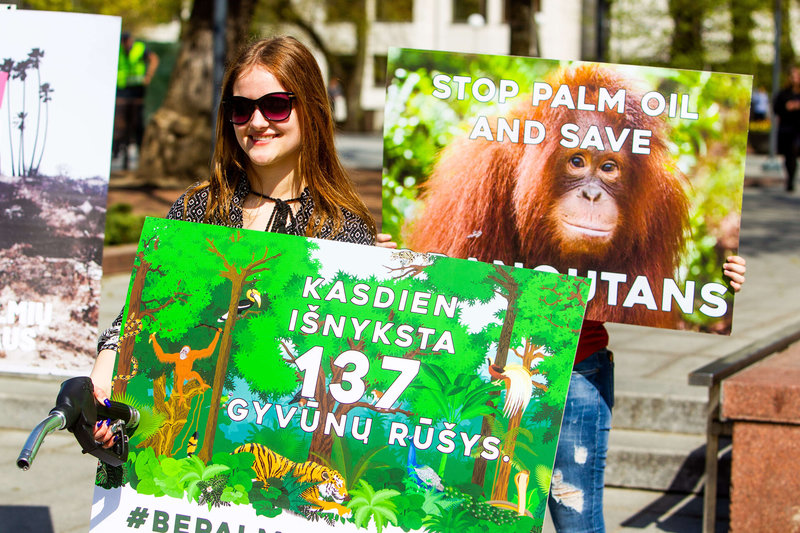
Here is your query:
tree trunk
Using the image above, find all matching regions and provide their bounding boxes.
[344,9,368,131]
[113,256,151,396]
[508,0,539,57]
[779,0,795,74]
[490,342,542,501]
[136,0,256,186]
[491,410,523,501]
[668,0,707,69]
[472,270,520,487]
[138,375,203,456]
[307,363,335,463]
[728,0,756,73]
[198,275,243,463]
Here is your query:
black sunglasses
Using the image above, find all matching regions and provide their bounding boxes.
[224,92,296,124]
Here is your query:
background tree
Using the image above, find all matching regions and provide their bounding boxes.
[668,0,708,69]
[727,0,758,75]
[23,0,183,33]
[137,0,257,186]
[507,0,540,56]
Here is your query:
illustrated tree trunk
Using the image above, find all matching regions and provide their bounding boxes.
[307,359,338,463]
[138,375,203,456]
[491,342,546,501]
[491,409,523,501]
[136,0,257,186]
[114,240,187,396]
[198,275,243,463]
[473,266,520,487]
[113,254,152,396]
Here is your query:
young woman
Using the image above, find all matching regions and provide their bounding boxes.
[91,36,388,446]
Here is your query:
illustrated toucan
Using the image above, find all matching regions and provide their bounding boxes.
[218,289,262,322]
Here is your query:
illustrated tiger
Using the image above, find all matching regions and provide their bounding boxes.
[233,443,351,517]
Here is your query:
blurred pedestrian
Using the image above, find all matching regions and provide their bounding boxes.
[773,65,800,192]
[328,77,347,127]
[751,86,769,122]
[115,31,159,169]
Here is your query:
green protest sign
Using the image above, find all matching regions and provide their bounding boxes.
[90,217,588,532]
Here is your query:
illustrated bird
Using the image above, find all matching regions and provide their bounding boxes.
[218,289,262,322]
[186,431,198,457]
[288,388,308,407]
[407,439,444,491]
[487,358,538,419]
[369,388,384,404]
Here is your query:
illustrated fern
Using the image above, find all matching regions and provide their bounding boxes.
[347,480,400,533]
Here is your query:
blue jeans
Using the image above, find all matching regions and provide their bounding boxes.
[547,349,614,533]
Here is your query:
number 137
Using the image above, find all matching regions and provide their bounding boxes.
[294,346,420,410]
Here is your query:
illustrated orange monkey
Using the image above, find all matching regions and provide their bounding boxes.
[149,328,222,405]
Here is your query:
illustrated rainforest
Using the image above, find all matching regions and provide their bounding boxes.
[98,217,589,533]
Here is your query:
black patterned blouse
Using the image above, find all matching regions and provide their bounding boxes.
[97,178,375,353]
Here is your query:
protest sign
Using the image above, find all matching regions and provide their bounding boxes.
[90,217,588,532]
[0,10,119,372]
[382,48,752,334]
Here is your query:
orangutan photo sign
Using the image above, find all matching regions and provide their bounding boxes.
[382,49,752,334]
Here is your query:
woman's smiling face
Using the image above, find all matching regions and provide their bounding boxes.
[232,65,302,175]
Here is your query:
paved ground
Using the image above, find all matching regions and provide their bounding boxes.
[2,135,799,532]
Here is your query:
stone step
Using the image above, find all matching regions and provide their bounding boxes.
[612,382,708,434]
[605,428,730,495]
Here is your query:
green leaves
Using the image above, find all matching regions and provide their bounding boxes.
[411,363,502,423]
[347,480,400,533]
[127,448,258,509]
[180,455,231,504]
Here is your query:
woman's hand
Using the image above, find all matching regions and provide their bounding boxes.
[91,384,116,449]
[723,255,747,292]
[376,232,398,249]
[90,348,118,449]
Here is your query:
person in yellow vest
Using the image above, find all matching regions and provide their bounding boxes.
[114,32,159,169]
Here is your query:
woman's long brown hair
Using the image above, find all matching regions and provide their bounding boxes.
[191,36,376,239]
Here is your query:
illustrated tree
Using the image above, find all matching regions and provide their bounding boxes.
[470,265,524,487]
[409,363,502,477]
[115,221,231,453]
[114,231,200,396]
[197,231,281,463]
[489,272,589,501]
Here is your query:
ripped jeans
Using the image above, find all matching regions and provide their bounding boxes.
[547,349,614,533]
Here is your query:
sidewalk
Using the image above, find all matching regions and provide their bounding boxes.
[3,134,800,533]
